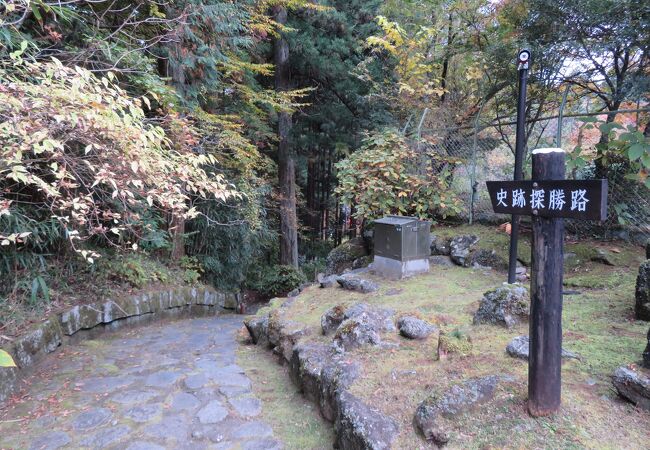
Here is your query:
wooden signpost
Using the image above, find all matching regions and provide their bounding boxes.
[486,148,608,417]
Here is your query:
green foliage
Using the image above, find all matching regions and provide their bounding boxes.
[300,258,326,282]
[102,255,174,289]
[335,129,463,221]
[247,265,307,298]
[178,256,204,285]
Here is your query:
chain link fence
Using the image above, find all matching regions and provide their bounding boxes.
[417,109,650,245]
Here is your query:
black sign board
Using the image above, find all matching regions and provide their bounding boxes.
[486,179,608,221]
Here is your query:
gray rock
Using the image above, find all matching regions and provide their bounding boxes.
[232,421,274,439]
[145,371,181,388]
[111,390,158,404]
[319,274,339,288]
[170,392,200,411]
[470,249,507,270]
[643,328,650,369]
[397,316,437,340]
[591,249,616,266]
[449,235,480,266]
[242,439,283,450]
[429,255,454,267]
[244,315,270,347]
[80,425,131,449]
[229,396,262,417]
[124,404,162,423]
[289,344,330,402]
[320,359,361,422]
[218,385,252,399]
[414,376,498,445]
[143,415,188,441]
[430,235,451,256]
[333,304,396,351]
[184,373,209,390]
[335,390,398,450]
[321,305,346,335]
[336,275,379,293]
[612,366,650,410]
[73,407,112,430]
[635,261,650,321]
[352,255,372,270]
[196,400,228,424]
[506,336,578,360]
[125,442,165,450]
[473,284,530,328]
[29,431,71,450]
[326,237,369,275]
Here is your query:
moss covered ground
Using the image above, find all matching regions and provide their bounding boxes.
[258,224,649,449]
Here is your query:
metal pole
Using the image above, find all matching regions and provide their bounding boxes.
[508,50,530,284]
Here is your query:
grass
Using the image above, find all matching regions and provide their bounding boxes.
[236,331,334,448]
[257,224,649,449]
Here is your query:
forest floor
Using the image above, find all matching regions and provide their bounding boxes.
[255,224,649,448]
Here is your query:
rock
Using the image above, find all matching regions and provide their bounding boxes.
[429,255,454,267]
[352,255,373,270]
[470,249,507,270]
[321,305,347,335]
[244,315,269,347]
[473,284,529,328]
[326,237,369,275]
[643,329,650,369]
[506,336,578,360]
[73,407,112,430]
[80,425,130,448]
[29,431,71,450]
[12,319,63,368]
[635,261,650,321]
[229,396,262,417]
[414,376,498,445]
[646,239,650,259]
[449,235,480,266]
[437,330,472,360]
[124,404,162,423]
[335,390,399,450]
[591,249,616,266]
[289,344,330,402]
[319,274,339,288]
[430,235,451,256]
[336,275,379,293]
[333,303,395,351]
[319,358,361,422]
[397,316,437,340]
[196,400,228,424]
[612,367,650,410]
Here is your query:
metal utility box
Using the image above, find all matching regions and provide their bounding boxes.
[374,216,431,262]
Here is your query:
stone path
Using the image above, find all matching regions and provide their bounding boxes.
[0,315,283,449]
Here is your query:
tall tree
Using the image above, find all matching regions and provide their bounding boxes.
[274,5,299,267]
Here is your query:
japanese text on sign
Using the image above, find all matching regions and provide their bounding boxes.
[486,179,608,221]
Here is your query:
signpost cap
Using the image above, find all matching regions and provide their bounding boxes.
[532,147,565,154]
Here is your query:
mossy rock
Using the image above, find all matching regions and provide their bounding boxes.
[325,237,368,275]
[437,329,472,360]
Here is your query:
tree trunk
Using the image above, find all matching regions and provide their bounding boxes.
[170,212,185,260]
[274,6,299,267]
[594,110,618,179]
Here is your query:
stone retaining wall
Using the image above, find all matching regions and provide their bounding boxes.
[1,285,240,405]
[245,305,399,450]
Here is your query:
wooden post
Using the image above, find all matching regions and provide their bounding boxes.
[528,148,565,417]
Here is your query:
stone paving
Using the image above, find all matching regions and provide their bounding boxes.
[0,315,284,449]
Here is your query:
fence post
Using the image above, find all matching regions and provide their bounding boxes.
[555,86,570,148]
[469,102,484,225]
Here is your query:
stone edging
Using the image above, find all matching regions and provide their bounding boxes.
[1,285,240,405]
[245,304,399,450]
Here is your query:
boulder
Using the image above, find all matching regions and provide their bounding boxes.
[397,316,437,340]
[244,315,269,347]
[506,336,578,360]
[335,390,399,450]
[326,237,368,275]
[449,235,480,267]
[320,358,361,422]
[318,274,339,288]
[429,255,454,267]
[289,343,330,402]
[333,304,395,351]
[635,261,650,321]
[430,235,451,256]
[414,376,499,445]
[470,249,507,270]
[336,276,379,293]
[321,305,347,335]
[473,284,529,329]
[612,367,650,410]
[590,249,616,266]
[352,256,373,270]
[640,328,650,370]
[12,319,63,368]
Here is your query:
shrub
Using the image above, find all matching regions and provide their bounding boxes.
[247,265,307,298]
